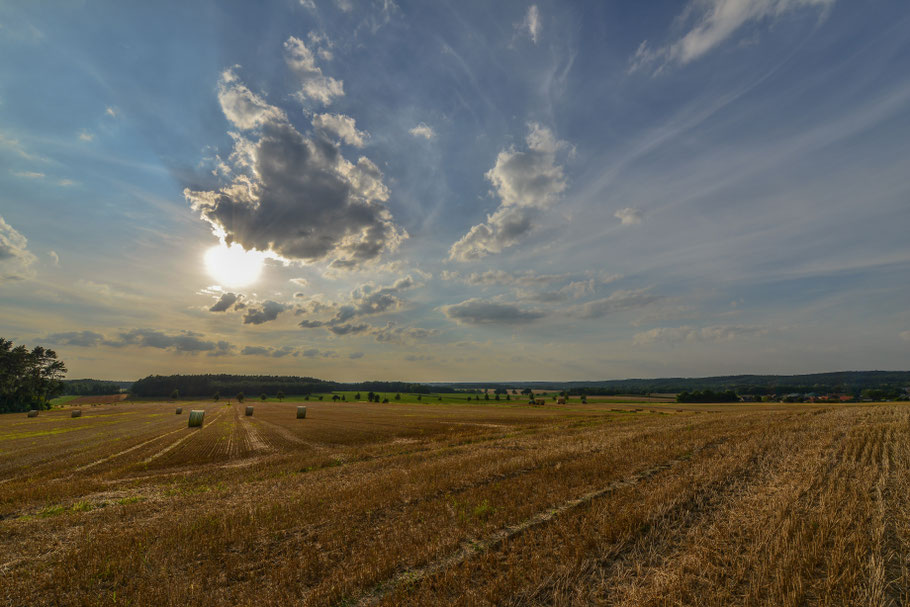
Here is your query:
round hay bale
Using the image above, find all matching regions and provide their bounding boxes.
[175,407,182,414]
[71,410,82,418]
[27,409,38,418]
[296,406,307,419]
[188,409,205,427]
[245,406,254,416]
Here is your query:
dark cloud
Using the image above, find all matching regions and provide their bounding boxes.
[105,329,235,355]
[328,322,370,335]
[240,345,270,356]
[209,292,238,312]
[45,330,105,347]
[372,322,437,344]
[442,299,546,326]
[242,300,286,325]
[185,70,405,270]
[298,319,325,328]
[349,352,364,359]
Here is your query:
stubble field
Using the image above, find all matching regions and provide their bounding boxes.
[1,398,908,606]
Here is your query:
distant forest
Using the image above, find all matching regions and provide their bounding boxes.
[445,371,910,397]
[130,374,456,398]
[69,370,910,400]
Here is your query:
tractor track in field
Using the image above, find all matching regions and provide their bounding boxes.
[352,439,726,607]
[74,424,188,472]
[141,407,230,465]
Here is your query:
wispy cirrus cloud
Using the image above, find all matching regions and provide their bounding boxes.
[629,0,835,74]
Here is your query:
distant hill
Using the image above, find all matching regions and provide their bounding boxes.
[126,371,910,399]
[432,371,910,396]
[129,374,454,397]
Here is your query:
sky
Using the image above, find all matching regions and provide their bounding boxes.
[1,0,909,382]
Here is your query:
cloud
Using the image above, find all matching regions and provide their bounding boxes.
[242,300,286,325]
[185,70,406,270]
[284,36,345,105]
[241,345,296,357]
[45,331,105,347]
[12,171,45,179]
[298,319,325,328]
[629,0,835,73]
[519,279,595,303]
[106,329,235,355]
[105,107,117,118]
[442,298,545,326]
[0,215,37,282]
[217,67,287,130]
[615,207,642,225]
[78,131,94,142]
[633,324,767,345]
[299,347,337,358]
[312,113,369,147]
[371,322,437,344]
[327,322,370,335]
[290,277,309,287]
[520,5,541,44]
[570,289,662,319]
[209,292,239,312]
[349,351,365,359]
[449,123,570,261]
[47,250,59,265]
[409,123,435,139]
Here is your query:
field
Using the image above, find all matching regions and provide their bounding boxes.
[1,398,909,606]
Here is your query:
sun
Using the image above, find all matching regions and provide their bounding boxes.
[204,243,266,288]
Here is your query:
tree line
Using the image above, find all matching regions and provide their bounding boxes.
[0,338,66,413]
[130,374,446,398]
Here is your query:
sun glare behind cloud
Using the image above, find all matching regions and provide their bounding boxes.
[204,243,266,288]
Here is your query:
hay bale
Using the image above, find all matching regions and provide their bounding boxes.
[245,406,254,416]
[188,410,205,427]
[71,410,82,418]
[175,407,182,414]
[296,406,307,419]
[27,409,38,418]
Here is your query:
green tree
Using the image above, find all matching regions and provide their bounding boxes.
[237,391,245,403]
[355,392,361,400]
[170,389,179,401]
[260,392,267,401]
[213,391,220,402]
[0,339,67,413]
[394,393,401,400]
[276,391,285,401]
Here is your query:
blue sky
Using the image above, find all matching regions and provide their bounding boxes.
[1,0,908,381]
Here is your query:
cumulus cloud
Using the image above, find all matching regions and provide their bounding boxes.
[520,5,541,44]
[449,123,570,261]
[45,331,105,347]
[290,277,309,287]
[241,344,297,357]
[0,215,37,282]
[185,69,406,270]
[327,322,370,335]
[284,36,345,105]
[47,250,59,265]
[105,329,235,355]
[615,207,642,225]
[629,0,835,73]
[78,131,94,142]
[442,299,545,326]
[409,123,435,139]
[209,292,239,312]
[312,113,369,147]
[633,324,767,345]
[570,289,662,319]
[372,322,437,344]
[242,300,286,325]
[298,319,325,328]
[349,351,364,359]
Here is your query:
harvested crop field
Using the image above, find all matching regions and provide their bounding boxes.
[1,399,908,606]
